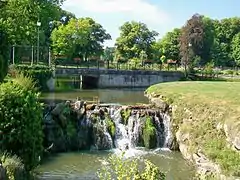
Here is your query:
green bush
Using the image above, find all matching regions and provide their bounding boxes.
[0,75,43,171]
[9,65,53,91]
[97,153,165,180]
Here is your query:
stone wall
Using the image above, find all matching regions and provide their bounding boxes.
[97,71,183,88]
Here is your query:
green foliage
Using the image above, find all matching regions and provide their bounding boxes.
[0,152,26,180]
[103,47,115,62]
[11,65,53,91]
[115,21,158,60]
[97,153,165,180]
[0,76,43,171]
[106,117,116,138]
[143,116,157,149]
[203,61,215,76]
[157,28,181,62]
[231,32,240,66]
[120,109,131,125]
[51,17,111,61]
[0,0,66,46]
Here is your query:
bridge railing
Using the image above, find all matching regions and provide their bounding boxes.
[55,60,179,71]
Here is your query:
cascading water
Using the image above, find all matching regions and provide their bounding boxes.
[105,106,172,157]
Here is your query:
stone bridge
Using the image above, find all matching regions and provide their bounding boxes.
[55,67,184,88]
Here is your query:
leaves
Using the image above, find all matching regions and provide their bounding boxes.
[115,21,158,60]
[51,17,111,60]
[231,32,240,66]
[0,77,43,171]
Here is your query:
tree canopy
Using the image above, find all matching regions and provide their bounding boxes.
[51,17,111,60]
[115,21,158,60]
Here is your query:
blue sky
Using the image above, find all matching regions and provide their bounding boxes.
[62,0,240,47]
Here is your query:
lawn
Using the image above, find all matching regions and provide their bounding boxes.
[146,81,240,177]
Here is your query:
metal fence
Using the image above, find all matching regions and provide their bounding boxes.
[9,45,51,66]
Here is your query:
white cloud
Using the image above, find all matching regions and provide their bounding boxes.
[62,0,172,46]
[63,0,170,25]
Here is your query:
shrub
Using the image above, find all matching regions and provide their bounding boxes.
[10,65,53,91]
[0,152,25,180]
[0,75,43,171]
[97,153,165,180]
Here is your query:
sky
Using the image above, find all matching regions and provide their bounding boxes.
[62,0,240,47]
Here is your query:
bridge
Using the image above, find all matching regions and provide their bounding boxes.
[54,67,184,88]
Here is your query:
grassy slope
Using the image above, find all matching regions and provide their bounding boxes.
[146,81,240,177]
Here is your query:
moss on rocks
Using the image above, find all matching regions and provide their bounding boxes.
[143,116,157,149]
[106,116,116,138]
[120,108,131,125]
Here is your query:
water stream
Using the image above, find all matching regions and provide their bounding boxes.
[38,88,195,179]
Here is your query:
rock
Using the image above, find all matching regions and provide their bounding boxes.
[224,123,240,151]
[92,123,113,150]
[149,97,169,112]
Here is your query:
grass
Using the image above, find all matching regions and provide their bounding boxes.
[146,81,240,177]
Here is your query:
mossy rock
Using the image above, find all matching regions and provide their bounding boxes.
[143,116,157,149]
[106,117,116,138]
[120,108,131,125]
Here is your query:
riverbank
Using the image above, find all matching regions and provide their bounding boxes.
[145,81,240,179]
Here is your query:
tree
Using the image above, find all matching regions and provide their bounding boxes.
[157,28,181,62]
[201,17,215,65]
[180,14,205,75]
[115,21,158,60]
[0,0,67,46]
[231,32,240,67]
[213,17,240,67]
[103,47,115,62]
[51,17,111,61]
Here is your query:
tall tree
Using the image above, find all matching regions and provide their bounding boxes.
[0,0,66,46]
[231,32,240,67]
[200,17,215,65]
[51,17,111,60]
[115,21,158,60]
[180,14,204,74]
[157,28,181,62]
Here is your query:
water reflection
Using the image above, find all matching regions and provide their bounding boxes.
[41,88,149,105]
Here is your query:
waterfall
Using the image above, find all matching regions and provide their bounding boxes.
[108,107,172,152]
[43,102,172,153]
[162,113,172,148]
